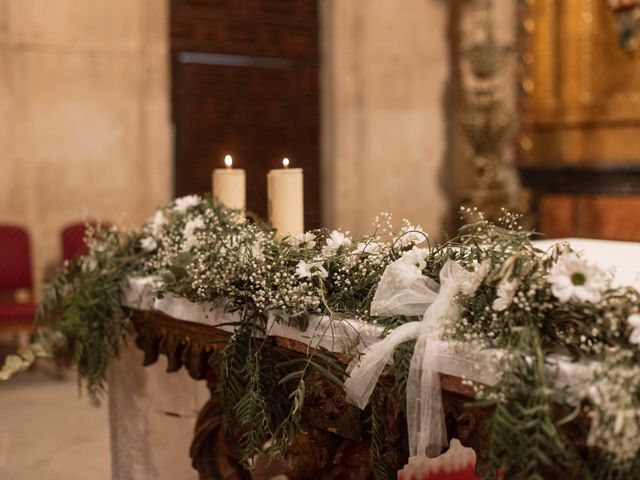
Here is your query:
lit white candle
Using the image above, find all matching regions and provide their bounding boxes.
[267,158,304,238]
[212,154,246,211]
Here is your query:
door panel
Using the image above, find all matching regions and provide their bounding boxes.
[171,0,320,228]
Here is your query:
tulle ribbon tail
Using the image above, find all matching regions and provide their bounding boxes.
[345,321,423,409]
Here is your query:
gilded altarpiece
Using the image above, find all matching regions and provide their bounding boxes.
[519,0,640,164]
[518,0,640,240]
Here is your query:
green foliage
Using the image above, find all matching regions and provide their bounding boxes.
[6,198,640,477]
[392,339,415,416]
[221,307,351,465]
[35,226,144,404]
[221,313,265,461]
[370,386,396,480]
[479,353,581,479]
[233,356,274,462]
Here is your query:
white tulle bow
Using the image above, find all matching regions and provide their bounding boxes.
[345,258,486,457]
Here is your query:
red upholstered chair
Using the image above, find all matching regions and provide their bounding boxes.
[61,220,110,261]
[0,225,36,347]
[61,222,92,261]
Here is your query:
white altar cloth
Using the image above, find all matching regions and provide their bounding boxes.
[123,277,505,386]
[121,237,640,389]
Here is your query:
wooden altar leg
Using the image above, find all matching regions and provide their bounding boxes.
[190,386,252,480]
[130,315,251,479]
[281,427,372,480]
[443,391,492,478]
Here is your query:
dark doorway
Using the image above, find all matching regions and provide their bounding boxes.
[171,0,321,228]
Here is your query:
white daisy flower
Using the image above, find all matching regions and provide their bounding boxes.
[289,232,316,248]
[492,278,519,311]
[627,314,640,345]
[355,241,382,255]
[173,195,201,213]
[394,224,427,248]
[397,246,428,272]
[322,230,352,255]
[140,236,157,253]
[548,253,609,303]
[182,216,205,250]
[150,210,167,236]
[295,260,328,279]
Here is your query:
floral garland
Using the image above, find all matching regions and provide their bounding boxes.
[3,195,640,478]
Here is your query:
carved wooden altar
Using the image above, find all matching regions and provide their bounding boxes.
[129,310,490,480]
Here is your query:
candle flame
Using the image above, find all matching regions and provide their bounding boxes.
[224,154,233,168]
[282,157,290,168]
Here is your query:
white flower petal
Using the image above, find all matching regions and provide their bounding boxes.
[629,327,640,345]
[174,195,202,213]
[295,260,328,280]
[322,230,352,255]
[492,278,519,311]
[140,237,157,253]
[150,210,168,236]
[290,232,316,248]
[548,252,609,303]
[628,314,640,329]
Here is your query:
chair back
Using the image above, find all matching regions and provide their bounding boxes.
[0,225,33,292]
[61,222,91,261]
[61,221,110,261]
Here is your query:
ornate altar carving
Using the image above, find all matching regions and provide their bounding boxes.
[130,310,489,479]
[132,312,248,479]
[460,0,531,224]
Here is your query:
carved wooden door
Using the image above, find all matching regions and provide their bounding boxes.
[171,0,321,228]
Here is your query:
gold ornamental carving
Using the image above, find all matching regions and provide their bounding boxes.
[460,0,531,224]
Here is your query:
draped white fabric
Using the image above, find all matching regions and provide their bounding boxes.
[345,259,486,457]
[123,275,595,393]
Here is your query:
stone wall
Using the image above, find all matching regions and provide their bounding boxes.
[0,0,171,292]
[320,0,450,238]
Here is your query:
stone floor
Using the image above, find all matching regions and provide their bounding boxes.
[0,341,111,479]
